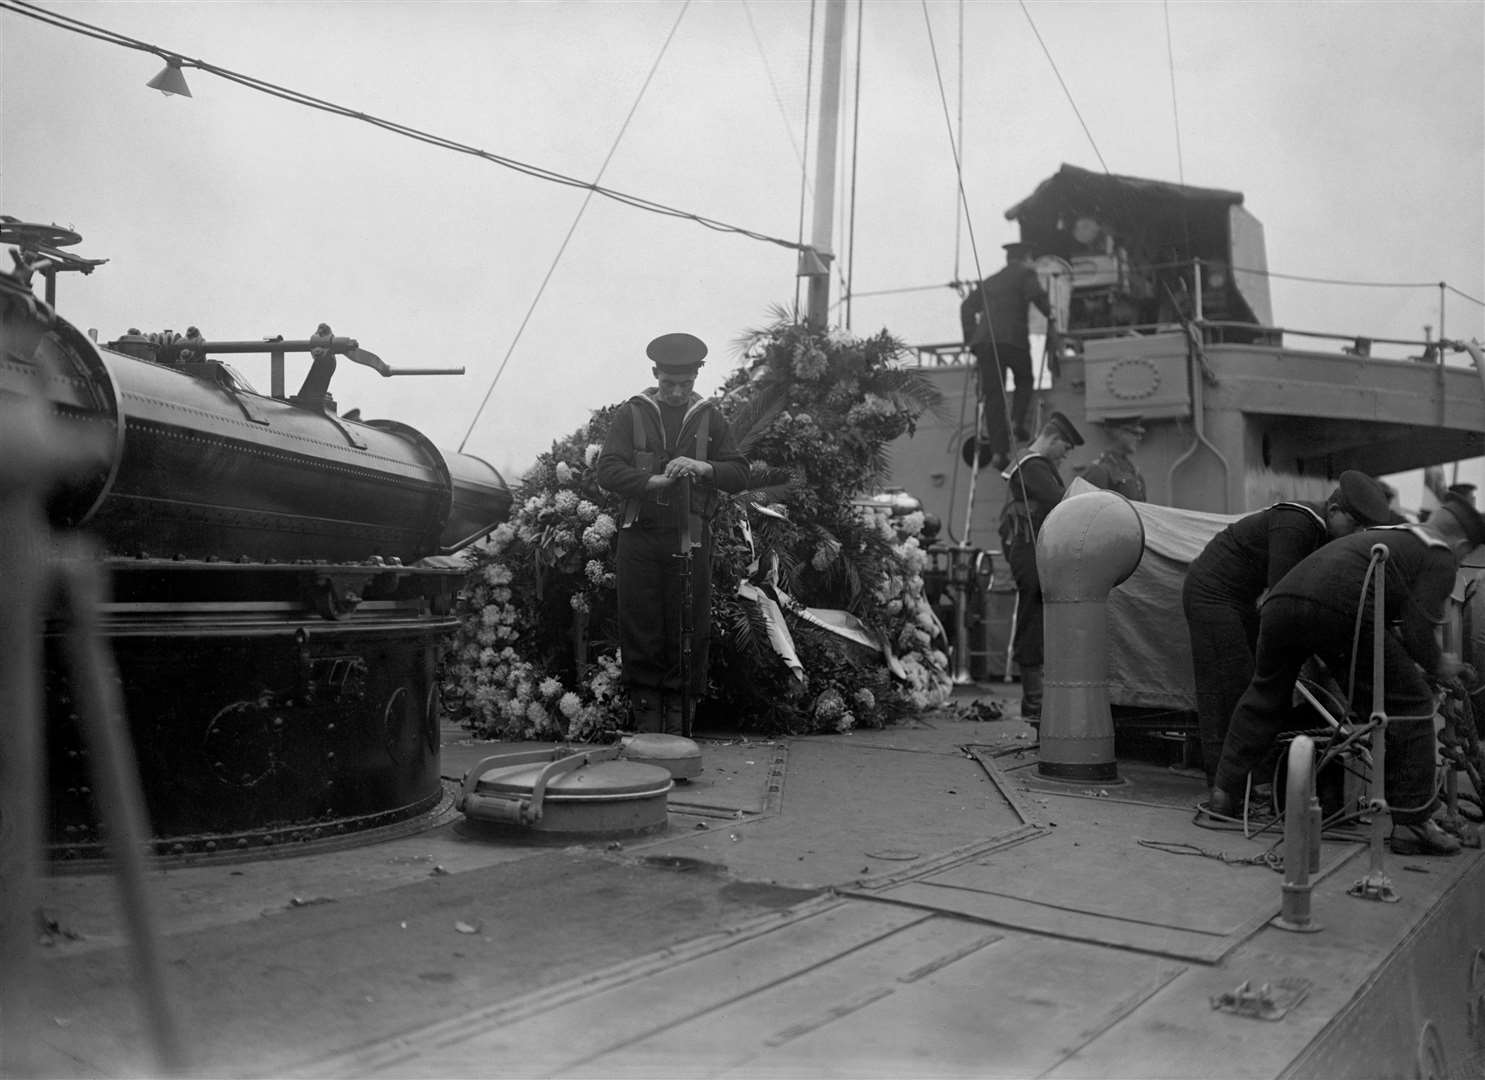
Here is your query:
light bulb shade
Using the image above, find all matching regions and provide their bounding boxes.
[147,60,192,98]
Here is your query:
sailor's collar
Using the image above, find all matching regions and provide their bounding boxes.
[1001,450,1050,482]
[1371,523,1452,550]
[1267,501,1326,531]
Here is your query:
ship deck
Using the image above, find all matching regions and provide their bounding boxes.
[29,683,1485,1079]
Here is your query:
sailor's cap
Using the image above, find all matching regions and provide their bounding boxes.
[646,332,708,373]
[1439,491,1485,547]
[1044,411,1084,447]
[1331,471,1393,527]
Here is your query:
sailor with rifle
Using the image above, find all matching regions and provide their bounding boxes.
[596,333,749,735]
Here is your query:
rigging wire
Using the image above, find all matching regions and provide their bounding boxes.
[1017,1,1108,173]
[1,0,806,257]
[795,0,819,317]
[1162,0,1186,186]
[844,0,865,330]
[457,2,690,452]
[920,0,995,545]
[953,0,966,284]
[743,0,806,171]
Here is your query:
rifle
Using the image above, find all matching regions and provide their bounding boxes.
[673,476,696,738]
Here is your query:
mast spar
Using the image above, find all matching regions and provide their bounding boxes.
[803,0,846,330]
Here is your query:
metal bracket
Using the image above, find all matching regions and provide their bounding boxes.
[1210,977,1311,1021]
[1347,870,1400,903]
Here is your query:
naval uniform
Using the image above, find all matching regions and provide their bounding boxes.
[961,264,1051,455]
[1181,502,1329,782]
[1213,525,1457,824]
[1081,450,1146,502]
[999,451,1066,716]
[595,389,748,732]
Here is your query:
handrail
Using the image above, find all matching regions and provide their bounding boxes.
[1349,544,1400,904]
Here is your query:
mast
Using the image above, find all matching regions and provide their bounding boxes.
[803,0,847,330]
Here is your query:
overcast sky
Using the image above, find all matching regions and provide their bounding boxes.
[3,0,1482,503]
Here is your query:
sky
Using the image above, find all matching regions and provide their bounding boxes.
[3,0,1482,507]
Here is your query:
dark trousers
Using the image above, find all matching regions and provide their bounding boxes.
[615,524,713,697]
[972,342,1034,457]
[1213,595,1438,824]
[1182,573,1260,784]
[1004,538,1043,669]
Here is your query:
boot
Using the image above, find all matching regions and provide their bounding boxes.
[1019,665,1043,725]
[1390,819,1461,857]
[631,691,663,733]
[659,694,686,737]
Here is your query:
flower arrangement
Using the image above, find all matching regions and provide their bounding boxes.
[440,313,951,739]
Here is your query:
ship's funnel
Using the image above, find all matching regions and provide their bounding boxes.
[1035,490,1145,781]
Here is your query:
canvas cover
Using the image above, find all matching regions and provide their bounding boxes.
[1063,478,1240,712]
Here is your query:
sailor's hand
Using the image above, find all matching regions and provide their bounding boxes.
[646,473,675,491]
[664,457,711,481]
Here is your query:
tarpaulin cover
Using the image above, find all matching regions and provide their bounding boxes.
[1063,478,1240,712]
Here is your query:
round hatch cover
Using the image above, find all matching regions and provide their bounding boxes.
[475,758,673,801]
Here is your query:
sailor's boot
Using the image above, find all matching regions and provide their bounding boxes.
[1019,665,1043,728]
[660,694,686,736]
[631,691,663,733]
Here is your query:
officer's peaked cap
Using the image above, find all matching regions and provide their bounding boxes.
[1331,471,1392,527]
[647,332,708,372]
[1439,491,1485,547]
[1102,414,1145,433]
[1044,411,1084,447]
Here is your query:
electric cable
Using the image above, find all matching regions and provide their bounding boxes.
[2,0,807,257]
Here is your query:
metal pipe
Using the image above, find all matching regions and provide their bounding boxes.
[1272,735,1323,933]
[1349,544,1399,903]
[1035,490,1145,781]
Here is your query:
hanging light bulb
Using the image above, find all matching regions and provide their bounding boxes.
[146,58,192,98]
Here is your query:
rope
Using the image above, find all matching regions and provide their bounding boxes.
[1137,837,1283,872]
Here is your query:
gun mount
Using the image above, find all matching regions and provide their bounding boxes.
[1,222,511,859]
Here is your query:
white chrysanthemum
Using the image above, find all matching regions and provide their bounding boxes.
[539,677,562,699]
[570,593,590,614]
[558,692,582,719]
[480,605,500,627]
[525,701,548,726]
[584,559,607,584]
[555,462,573,485]
[577,500,600,523]
[488,523,516,551]
[898,511,925,538]
[582,523,614,553]
[554,489,579,513]
[836,710,856,733]
[585,443,602,467]
[813,688,845,722]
